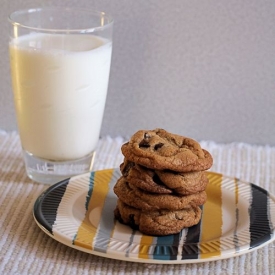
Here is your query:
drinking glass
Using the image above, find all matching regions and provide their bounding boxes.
[9,7,113,184]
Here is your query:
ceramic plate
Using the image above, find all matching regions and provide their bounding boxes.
[33,168,275,264]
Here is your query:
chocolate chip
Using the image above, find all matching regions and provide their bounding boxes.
[138,132,152,148]
[139,140,150,148]
[154,143,164,150]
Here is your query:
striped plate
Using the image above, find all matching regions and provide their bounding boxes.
[33,168,275,264]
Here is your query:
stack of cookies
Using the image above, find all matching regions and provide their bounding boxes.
[113,128,213,236]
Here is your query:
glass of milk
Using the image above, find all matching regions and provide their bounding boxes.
[8,7,113,184]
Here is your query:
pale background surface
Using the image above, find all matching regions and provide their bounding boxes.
[1,0,275,145]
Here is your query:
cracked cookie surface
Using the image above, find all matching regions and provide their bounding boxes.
[120,159,172,194]
[155,169,209,195]
[120,158,209,195]
[113,176,207,211]
[121,128,213,172]
[114,199,202,235]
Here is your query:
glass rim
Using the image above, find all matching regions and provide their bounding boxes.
[8,7,114,34]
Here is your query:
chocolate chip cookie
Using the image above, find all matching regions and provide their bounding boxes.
[114,199,202,235]
[121,158,209,195]
[121,128,213,172]
[114,176,207,211]
[120,159,172,194]
[155,170,209,195]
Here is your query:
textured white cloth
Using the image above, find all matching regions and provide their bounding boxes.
[0,131,274,275]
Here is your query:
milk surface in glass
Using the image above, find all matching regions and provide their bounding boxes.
[9,33,112,161]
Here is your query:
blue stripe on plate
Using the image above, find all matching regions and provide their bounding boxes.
[153,234,178,260]
[85,171,96,210]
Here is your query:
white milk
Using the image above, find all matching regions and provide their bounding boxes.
[10,33,112,161]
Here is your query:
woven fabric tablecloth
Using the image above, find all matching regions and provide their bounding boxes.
[0,131,274,275]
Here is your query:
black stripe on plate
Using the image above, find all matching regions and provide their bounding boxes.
[181,217,202,259]
[249,183,272,249]
[33,178,70,234]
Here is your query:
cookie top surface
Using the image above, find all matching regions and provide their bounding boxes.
[121,128,213,172]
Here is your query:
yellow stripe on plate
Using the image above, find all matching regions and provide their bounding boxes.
[138,235,155,259]
[199,172,223,259]
[74,169,114,250]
